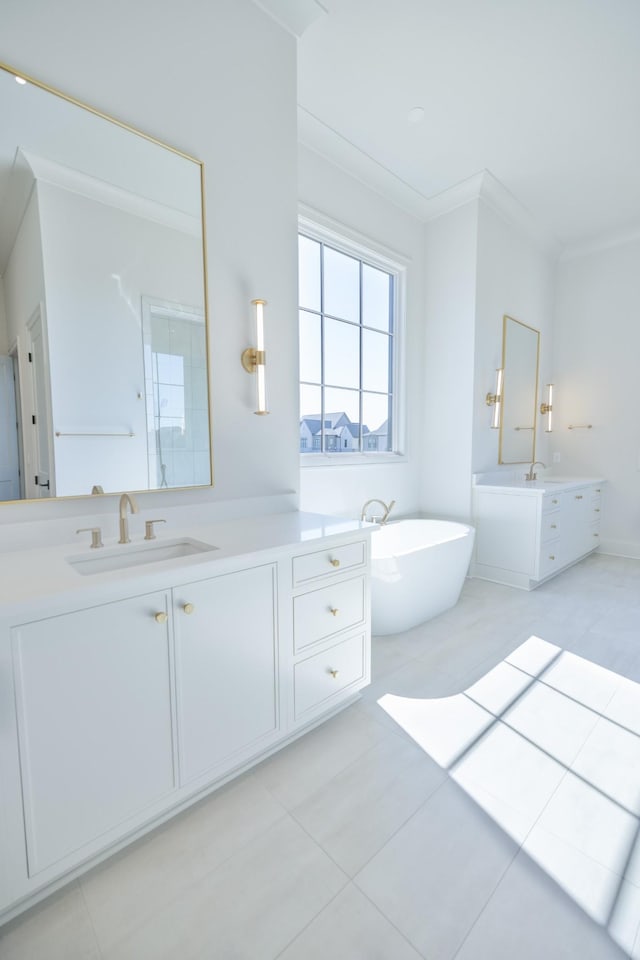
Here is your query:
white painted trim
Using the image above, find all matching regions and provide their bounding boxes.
[598,539,640,561]
[298,205,412,268]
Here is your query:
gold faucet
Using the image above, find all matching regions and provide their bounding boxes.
[360,498,396,524]
[524,461,546,481]
[118,493,139,543]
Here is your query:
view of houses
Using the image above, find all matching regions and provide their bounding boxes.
[299,411,389,453]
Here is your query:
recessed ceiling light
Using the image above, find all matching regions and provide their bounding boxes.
[408,106,425,124]
[14,76,27,85]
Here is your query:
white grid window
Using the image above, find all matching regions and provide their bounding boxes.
[298,224,402,459]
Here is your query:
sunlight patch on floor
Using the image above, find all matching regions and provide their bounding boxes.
[378,636,640,958]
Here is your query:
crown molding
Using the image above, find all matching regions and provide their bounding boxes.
[251,0,327,37]
[297,106,562,257]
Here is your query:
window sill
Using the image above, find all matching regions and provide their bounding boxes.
[300,452,407,468]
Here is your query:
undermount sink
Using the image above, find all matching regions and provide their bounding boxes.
[67,538,218,576]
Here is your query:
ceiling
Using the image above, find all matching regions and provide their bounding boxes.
[293,0,640,252]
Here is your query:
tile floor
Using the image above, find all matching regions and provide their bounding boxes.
[2,552,640,959]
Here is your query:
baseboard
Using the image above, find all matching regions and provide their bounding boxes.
[598,539,640,560]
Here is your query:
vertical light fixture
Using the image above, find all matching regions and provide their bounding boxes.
[241,298,269,415]
[486,368,504,429]
[540,383,553,432]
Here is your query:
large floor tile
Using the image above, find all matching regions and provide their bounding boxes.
[454,850,630,960]
[541,649,622,712]
[100,815,348,960]
[291,732,446,876]
[81,772,286,952]
[276,883,424,960]
[0,883,100,960]
[503,679,600,765]
[355,779,518,959]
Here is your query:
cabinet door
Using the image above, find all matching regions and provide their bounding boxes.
[174,564,278,785]
[12,592,175,876]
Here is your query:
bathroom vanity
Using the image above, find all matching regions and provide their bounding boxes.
[0,512,372,922]
[471,476,604,588]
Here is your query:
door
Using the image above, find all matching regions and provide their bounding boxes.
[25,306,54,497]
[174,564,278,785]
[12,592,175,876]
[0,355,20,500]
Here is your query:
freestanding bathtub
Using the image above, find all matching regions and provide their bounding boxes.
[370,519,475,635]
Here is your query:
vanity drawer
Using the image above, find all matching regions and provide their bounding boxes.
[590,521,601,547]
[541,514,560,543]
[292,541,366,586]
[542,494,562,514]
[539,540,561,579]
[293,576,365,652]
[294,632,366,719]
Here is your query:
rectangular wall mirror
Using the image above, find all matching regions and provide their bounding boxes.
[498,314,540,464]
[0,62,212,503]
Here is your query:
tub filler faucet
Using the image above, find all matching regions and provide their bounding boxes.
[360,499,396,524]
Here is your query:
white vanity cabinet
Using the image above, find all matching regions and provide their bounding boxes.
[472,479,604,589]
[0,513,372,924]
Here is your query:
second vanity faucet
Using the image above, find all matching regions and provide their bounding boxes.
[360,498,396,524]
[118,492,139,544]
[524,461,547,482]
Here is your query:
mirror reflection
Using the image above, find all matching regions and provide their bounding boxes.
[0,63,211,502]
[499,315,540,464]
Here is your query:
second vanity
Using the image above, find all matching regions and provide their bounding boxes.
[471,475,604,589]
[0,511,372,923]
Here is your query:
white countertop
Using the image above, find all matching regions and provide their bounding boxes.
[0,511,373,618]
[473,475,605,494]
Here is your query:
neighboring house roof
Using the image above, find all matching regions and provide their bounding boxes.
[368,419,388,436]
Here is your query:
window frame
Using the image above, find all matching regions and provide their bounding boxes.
[298,209,407,467]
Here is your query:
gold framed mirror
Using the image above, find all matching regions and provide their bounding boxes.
[498,314,540,464]
[0,61,211,503]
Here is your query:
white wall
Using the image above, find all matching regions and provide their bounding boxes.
[421,201,478,522]
[0,0,300,535]
[554,238,640,557]
[473,199,556,475]
[0,278,7,354]
[298,145,426,520]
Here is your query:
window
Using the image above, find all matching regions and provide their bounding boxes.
[298,222,402,458]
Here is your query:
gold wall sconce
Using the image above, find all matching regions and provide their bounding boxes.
[241,298,269,415]
[540,383,553,432]
[486,368,504,429]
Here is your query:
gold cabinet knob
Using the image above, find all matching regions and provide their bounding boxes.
[595,488,601,493]
[329,607,339,616]
[594,508,600,512]
[329,669,339,678]
[552,499,558,504]
[154,612,168,624]
[593,533,599,537]
[575,494,583,500]
[330,558,340,568]
[183,602,195,615]
[550,524,557,529]
[549,555,555,561]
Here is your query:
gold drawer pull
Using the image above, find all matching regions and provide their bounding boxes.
[330,558,340,567]
[183,603,195,615]
[154,612,168,624]
[593,533,599,538]
[549,555,555,561]
[329,607,339,616]
[575,494,583,500]
[550,524,557,529]
[594,508,600,513]
[595,488,601,493]
[552,499,558,504]
[329,669,339,678]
